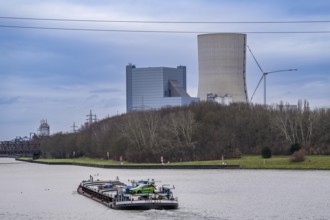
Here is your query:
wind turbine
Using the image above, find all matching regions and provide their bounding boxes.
[247,45,297,105]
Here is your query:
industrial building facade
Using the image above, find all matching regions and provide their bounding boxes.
[197,33,248,103]
[126,64,199,112]
[38,119,50,136]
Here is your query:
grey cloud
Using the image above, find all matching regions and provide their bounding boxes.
[0,96,20,105]
[90,88,122,94]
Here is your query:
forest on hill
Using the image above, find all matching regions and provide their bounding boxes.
[37,101,330,162]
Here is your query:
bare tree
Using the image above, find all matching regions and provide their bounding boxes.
[119,111,160,152]
[274,100,315,147]
[162,110,196,160]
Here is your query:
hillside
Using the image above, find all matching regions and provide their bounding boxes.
[37,101,330,162]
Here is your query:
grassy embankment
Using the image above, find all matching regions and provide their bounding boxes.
[19,155,330,170]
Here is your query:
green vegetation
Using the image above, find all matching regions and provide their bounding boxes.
[31,157,125,165]
[234,155,330,169]
[169,155,330,169]
[19,155,330,170]
[20,157,143,166]
[261,147,272,159]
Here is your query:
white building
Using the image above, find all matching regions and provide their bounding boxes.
[38,119,50,136]
[197,33,248,103]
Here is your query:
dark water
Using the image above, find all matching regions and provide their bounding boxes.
[0,158,329,220]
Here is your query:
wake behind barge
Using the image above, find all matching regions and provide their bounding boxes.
[77,178,178,210]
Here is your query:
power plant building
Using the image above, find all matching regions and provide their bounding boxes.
[197,33,248,103]
[126,64,199,112]
[38,119,50,136]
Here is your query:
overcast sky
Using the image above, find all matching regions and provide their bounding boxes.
[1,0,330,140]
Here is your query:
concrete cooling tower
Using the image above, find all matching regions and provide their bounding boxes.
[197,33,248,103]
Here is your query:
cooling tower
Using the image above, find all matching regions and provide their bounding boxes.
[197,33,248,103]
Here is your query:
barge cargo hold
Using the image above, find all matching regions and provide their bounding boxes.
[77,179,178,210]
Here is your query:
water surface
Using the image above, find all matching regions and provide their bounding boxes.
[0,158,329,219]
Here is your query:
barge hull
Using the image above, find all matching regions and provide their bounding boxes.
[111,200,178,210]
[78,183,179,210]
[77,185,111,206]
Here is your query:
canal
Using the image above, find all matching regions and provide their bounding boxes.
[0,158,329,219]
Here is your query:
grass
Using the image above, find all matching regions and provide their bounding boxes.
[227,155,330,169]
[18,155,330,170]
[19,157,163,166]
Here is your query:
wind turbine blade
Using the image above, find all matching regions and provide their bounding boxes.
[247,45,264,74]
[250,74,264,102]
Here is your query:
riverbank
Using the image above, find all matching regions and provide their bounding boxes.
[17,155,330,170]
[16,157,239,169]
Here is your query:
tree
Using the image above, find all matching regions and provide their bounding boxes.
[261,147,272,159]
[165,110,197,161]
[118,110,161,162]
[290,143,301,154]
[274,100,315,148]
[38,101,330,162]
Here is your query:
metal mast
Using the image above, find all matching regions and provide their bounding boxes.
[247,45,297,105]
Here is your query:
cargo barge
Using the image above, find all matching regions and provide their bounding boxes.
[77,178,178,210]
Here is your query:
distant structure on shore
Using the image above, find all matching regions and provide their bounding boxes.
[126,64,199,112]
[197,33,248,103]
[38,119,50,136]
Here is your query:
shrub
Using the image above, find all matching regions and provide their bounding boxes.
[290,143,301,154]
[261,147,272,159]
[290,149,305,162]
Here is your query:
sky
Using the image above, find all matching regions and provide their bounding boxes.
[1,0,330,140]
